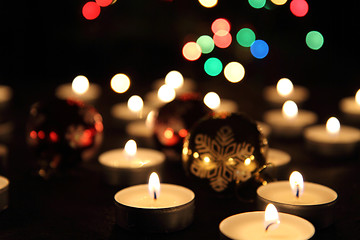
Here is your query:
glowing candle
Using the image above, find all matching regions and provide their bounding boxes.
[125,111,156,141]
[339,89,360,122]
[282,100,298,119]
[165,70,184,90]
[0,175,9,212]
[257,172,338,228]
[114,172,195,233]
[304,117,360,157]
[277,78,294,97]
[111,96,152,122]
[158,84,176,103]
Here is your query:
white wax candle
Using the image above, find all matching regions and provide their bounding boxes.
[220,211,314,240]
[99,148,164,169]
[266,148,291,167]
[257,181,337,206]
[304,124,360,144]
[55,83,101,102]
[125,120,153,138]
[111,103,153,121]
[114,183,194,209]
[263,85,309,106]
[339,96,360,116]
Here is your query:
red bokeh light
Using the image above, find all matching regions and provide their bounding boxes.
[82,2,101,20]
[178,129,188,138]
[290,0,309,17]
[38,130,45,140]
[213,32,232,48]
[211,18,231,35]
[49,131,59,143]
[30,130,37,139]
[95,0,113,7]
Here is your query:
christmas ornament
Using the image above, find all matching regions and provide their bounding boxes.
[26,98,104,178]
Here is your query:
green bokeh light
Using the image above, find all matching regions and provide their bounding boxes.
[196,35,215,54]
[204,57,223,76]
[236,28,256,47]
[248,0,266,9]
[306,31,324,50]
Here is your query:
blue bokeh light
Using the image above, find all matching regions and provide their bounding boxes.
[250,40,269,59]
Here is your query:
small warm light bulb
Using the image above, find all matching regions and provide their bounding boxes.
[282,100,298,119]
[355,89,360,106]
[165,70,184,89]
[124,139,137,158]
[289,171,304,198]
[148,172,160,200]
[264,203,280,232]
[276,78,294,97]
[326,117,340,135]
[157,84,176,103]
[203,92,221,109]
[111,73,130,93]
[72,75,89,94]
[127,95,143,113]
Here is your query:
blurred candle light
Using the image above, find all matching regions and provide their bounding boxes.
[111,73,130,93]
[72,75,89,95]
[356,89,360,106]
[165,71,184,89]
[282,100,298,119]
[203,92,221,109]
[157,84,176,103]
[127,95,144,113]
[277,78,294,97]
[124,139,137,160]
[326,117,340,135]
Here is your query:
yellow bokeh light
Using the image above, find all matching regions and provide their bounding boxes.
[282,100,298,119]
[157,84,176,103]
[165,70,184,89]
[224,62,245,83]
[326,117,340,135]
[182,42,202,61]
[203,92,221,109]
[198,0,218,8]
[271,0,287,5]
[72,75,89,94]
[276,78,293,97]
[127,95,144,113]
[111,73,130,93]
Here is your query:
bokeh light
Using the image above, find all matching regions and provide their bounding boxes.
[271,0,287,5]
[305,31,324,50]
[204,57,223,76]
[276,78,293,96]
[72,75,89,94]
[250,39,269,59]
[95,0,112,7]
[182,42,202,61]
[110,73,130,93]
[290,0,309,17]
[211,18,231,35]
[213,31,232,48]
[203,92,221,109]
[165,70,184,89]
[248,0,266,9]
[282,100,298,119]
[158,84,176,103]
[224,62,245,83]
[236,28,256,47]
[127,95,144,113]
[196,35,215,54]
[198,0,218,8]
[82,2,101,20]
[326,117,340,135]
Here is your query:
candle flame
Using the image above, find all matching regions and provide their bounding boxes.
[127,95,144,113]
[203,92,221,110]
[145,111,156,130]
[282,100,298,119]
[289,171,304,198]
[124,139,137,158]
[72,75,89,95]
[326,117,340,135]
[355,89,360,106]
[157,84,176,103]
[165,70,184,89]
[148,172,160,200]
[276,78,293,97]
[264,203,280,232]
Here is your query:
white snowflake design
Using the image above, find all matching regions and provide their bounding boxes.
[189,126,256,192]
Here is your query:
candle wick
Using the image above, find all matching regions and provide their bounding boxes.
[296,184,300,198]
[265,222,276,232]
[153,191,157,200]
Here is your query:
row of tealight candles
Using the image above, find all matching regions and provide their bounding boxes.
[263,78,360,157]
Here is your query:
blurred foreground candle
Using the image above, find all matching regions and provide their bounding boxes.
[0,175,9,212]
[257,171,337,228]
[339,89,360,123]
[304,117,360,157]
[263,78,309,107]
[263,100,317,137]
[203,92,238,113]
[55,75,101,103]
[125,111,156,145]
[98,140,165,186]
[145,84,177,108]
[219,203,314,240]
[152,70,196,95]
[114,172,195,233]
[111,95,153,122]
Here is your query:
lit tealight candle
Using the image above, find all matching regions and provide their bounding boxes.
[263,101,317,137]
[114,172,195,233]
[339,89,360,122]
[257,171,338,228]
[55,75,101,102]
[152,70,196,95]
[304,116,360,157]
[125,111,156,144]
[0,175,9,212]
[111,95,153,122]
[144,84,177,108]
[263,78,309,107]
[203,92,238,113]
[219,203,314,240]
[98,140,165,186]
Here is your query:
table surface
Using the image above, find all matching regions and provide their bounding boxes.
[1,1,360,239]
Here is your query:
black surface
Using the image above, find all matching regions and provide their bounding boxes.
[1,1,360,239]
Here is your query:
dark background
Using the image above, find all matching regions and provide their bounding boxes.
[0,0,360,239]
